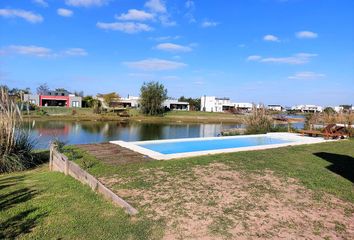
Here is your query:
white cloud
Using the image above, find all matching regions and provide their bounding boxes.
[57,8,73,17]
[0,9,43,23]
[96,22,152,33]
[288,71,325,80]
[6,45,52,57]
[63,48,87,56]
[296,31,318,39]
[156,43,192,52]
[201,20,219,28]
[3,45,88,57]
[116,9,154,21]
[145,0,166,13]
[247,55,262,61]
[33,0,48,7]
[184,0,196,23]
[263,34,280,42]
[247,53,318,64]
[143,0,176,27]
[124,58,187,71]
[65,0,108,7]
[150,35,181,41]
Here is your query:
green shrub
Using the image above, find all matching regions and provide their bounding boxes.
[36,108,48,116]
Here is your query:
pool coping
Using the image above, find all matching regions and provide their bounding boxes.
[110,133,336,160]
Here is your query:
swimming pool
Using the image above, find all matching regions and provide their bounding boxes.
[110,133,329,160]
[137,136,291,154]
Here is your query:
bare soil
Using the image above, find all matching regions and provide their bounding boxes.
[103,163,354,239]
[76,143,152,165]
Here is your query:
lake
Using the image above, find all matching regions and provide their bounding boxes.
[24,119,305,149]
[24,121,243,149]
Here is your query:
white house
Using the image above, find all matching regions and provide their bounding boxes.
[267,104,283,112]
[119,95,140,108]
[291,104,323,113]
[200,96,232,112]
[163,99,190,111]
[200,96,255,112]
[97,95,189,111]
[334,105,353,113]
[234,102,253,112]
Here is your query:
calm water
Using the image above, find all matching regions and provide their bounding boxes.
[24,121,243,149]
[24,119,304,149]
[138,136,292,154]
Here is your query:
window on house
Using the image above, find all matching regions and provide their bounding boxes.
[72,101,79,107]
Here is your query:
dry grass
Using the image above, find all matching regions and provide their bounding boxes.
[103,163,354,239]
[244,104,273,134]
[0,88,34,172]
[0,88,21,154]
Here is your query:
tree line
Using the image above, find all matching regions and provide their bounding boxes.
[2,82,202,116]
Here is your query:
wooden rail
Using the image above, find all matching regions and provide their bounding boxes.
[49,144,138,215]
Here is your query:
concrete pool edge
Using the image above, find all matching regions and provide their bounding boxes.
[110,133,336,160]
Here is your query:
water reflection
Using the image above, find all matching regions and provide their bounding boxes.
[24,121,242,149]
[24,120,304,149]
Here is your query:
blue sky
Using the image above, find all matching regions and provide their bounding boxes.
[0,0,353,106]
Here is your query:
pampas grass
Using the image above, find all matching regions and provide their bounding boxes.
[0,88,34,173]
[245,104,273,134]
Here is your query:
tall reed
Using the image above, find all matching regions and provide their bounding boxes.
[245,104,273,134]
[0,88,34,172]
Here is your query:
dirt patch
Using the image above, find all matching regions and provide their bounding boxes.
[76,143,153,165]
[105,163,354,239]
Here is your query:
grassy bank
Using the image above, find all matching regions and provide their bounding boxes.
[23,107,246,123]
[67,140,354,239]
[2,140,353,239]
[0,165,161,240]
[70,139,354,203]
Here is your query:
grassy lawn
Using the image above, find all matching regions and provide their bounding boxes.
[23,108,245,123]
[1,140,353,239]
[67,139,354,239]
[0,166,161,240]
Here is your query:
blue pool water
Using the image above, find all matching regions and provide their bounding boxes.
[137,136,292,154]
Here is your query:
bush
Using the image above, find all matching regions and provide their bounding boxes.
[244,104,272,134]
[0,88,35,173]
[36,108,48,116]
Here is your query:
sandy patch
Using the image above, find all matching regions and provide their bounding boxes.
[107,163,354,239]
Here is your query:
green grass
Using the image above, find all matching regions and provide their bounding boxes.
[67,139,354,203]
[0,165,162,240]
[24,107,245,123]
[1,140,353,239]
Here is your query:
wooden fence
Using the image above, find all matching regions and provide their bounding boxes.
[49,144,138,215]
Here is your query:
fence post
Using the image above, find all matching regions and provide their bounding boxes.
[49,144,53,171]
[64,156,69,175]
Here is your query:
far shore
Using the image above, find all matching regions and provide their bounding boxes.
[22,108,305,124]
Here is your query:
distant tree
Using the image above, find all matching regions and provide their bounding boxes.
[140,81,167,115]
[36,83,49,95]
[323,107,335,115]
[7,87,31,102]
[102,92,120,106]
[178,96,201,111]
[92,99,102,114]
[74,90,84,97]
[82,95,94,108]
[55,88,68,92]
[0,85,9,91]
